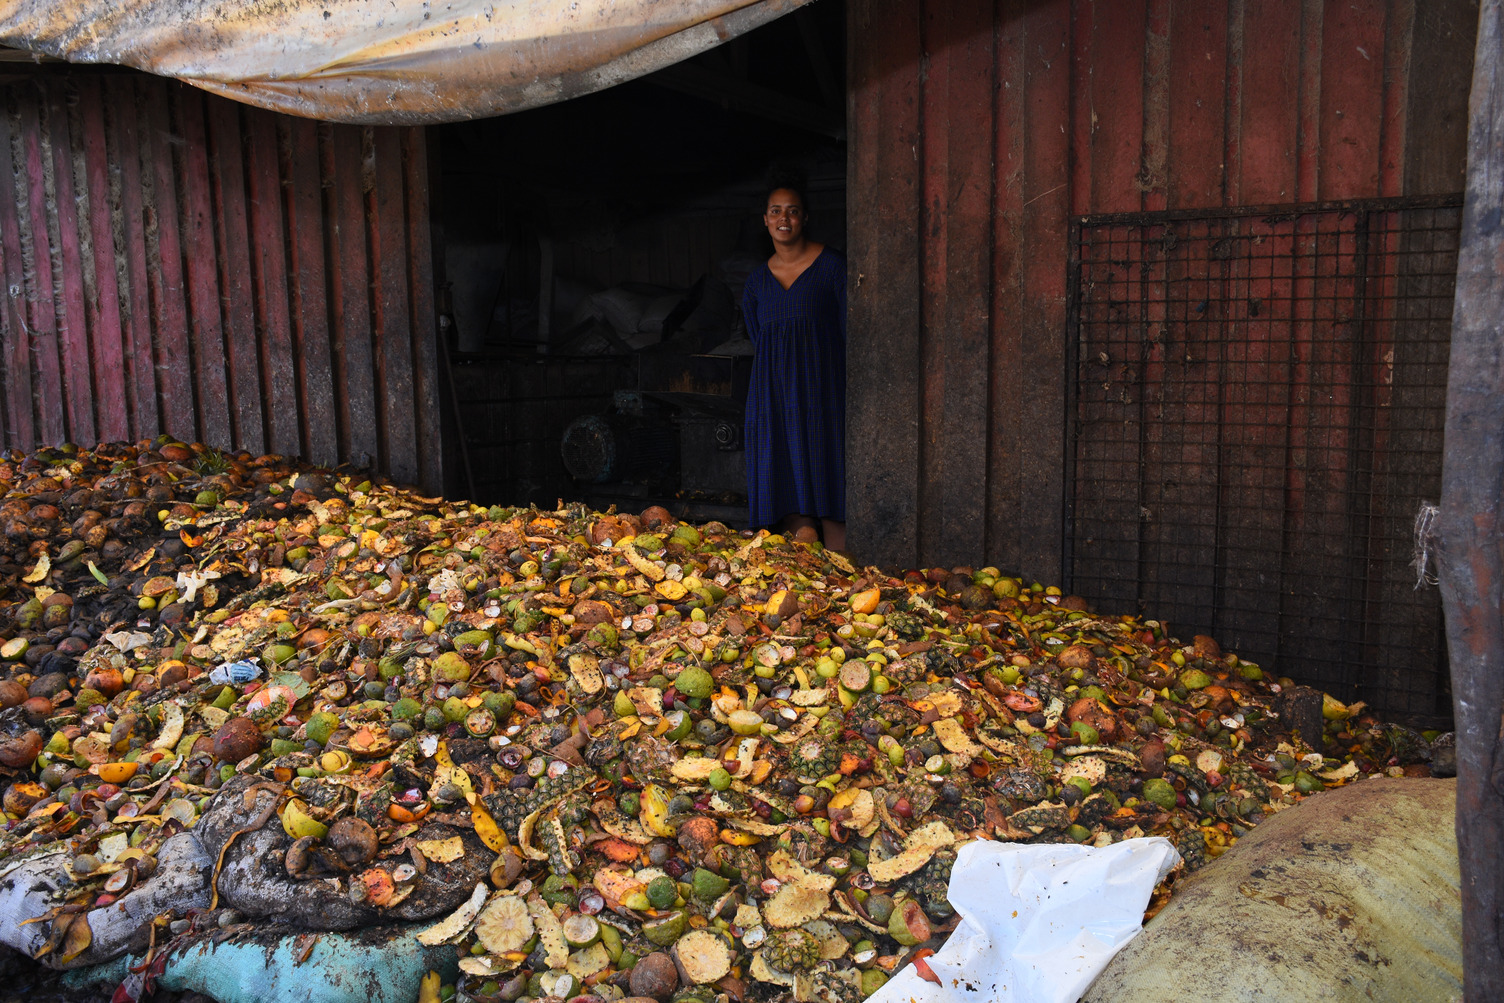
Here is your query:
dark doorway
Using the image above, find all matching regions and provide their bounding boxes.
[432,1,846,524]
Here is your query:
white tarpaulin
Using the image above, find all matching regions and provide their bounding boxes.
[0,0,809,124]
[869,838,1181,1003]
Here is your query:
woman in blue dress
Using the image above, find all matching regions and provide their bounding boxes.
[741,181,846,551]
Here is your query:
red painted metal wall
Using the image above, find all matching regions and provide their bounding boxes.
[0,68,442,494]
[847,0,1477,576]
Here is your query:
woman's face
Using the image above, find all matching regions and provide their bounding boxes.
[764,188,806,246]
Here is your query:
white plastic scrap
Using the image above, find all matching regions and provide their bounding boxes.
[867,837,1180,1003]
[175,567,222,603]
[103,630,155,652]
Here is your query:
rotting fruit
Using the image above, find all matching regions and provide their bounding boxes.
[0,441,1445,1002]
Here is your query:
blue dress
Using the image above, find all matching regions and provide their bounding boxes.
[741,247,846,529]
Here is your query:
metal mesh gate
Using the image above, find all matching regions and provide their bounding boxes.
[1065,195,1461,727]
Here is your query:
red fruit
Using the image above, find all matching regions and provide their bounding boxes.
[211,717,264,762]
[0,730,43,769]
[84,667,125,698]
[0,680,27,709]
[639,506,674,530]
[22,696,53,725]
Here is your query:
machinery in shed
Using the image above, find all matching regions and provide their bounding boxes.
[560,349,752,525]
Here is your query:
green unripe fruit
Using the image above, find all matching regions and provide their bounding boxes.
[465,708,497,737]
[432,651,471,682]
[864,893,894,926]
[641,911,686,947]
[264,643,296,666]
[646,875,678,909]
[599,923,623,963]
[1142,777,1177,810]
[305,712,340,746]
[692,868,730,899]
[1070,721,1100,745]
[674,665,713,699]
[664,710,691,742]
[482,691,515,718]
[74,687,106,711]
[587,622,619,650]
[887,900,929,946]
[1180,668,1212,690]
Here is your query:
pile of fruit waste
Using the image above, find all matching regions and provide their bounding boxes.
[0,442,1443,1003]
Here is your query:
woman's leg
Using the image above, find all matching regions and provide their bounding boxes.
[821,519,845,552]
[779,514,820,542]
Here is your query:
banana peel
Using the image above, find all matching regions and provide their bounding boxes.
[281,799,329,840]
[1322,694,1365,721]
[639,783,677,837]
[467,793,508,852]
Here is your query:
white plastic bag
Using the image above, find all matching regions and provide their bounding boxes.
[869,837,1179,1003]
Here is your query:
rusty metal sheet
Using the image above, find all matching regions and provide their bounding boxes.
[0,0,808,124]
[0,73,444,494]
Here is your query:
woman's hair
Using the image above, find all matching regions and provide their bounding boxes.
[763,164,810,210]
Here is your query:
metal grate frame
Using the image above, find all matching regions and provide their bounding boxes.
[1065,195,1462,727]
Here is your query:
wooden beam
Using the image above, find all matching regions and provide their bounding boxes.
[1439,0,1504,998]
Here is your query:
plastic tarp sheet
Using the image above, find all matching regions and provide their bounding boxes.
[63,923,459,1003]
[0,0,809,124]
[868,838,1181,1003]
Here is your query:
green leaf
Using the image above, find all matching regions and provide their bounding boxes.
[87,560,110,586]
[269,670,312,700]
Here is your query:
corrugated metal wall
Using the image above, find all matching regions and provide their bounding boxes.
[847,0,1477,577]
[0,69,442,493]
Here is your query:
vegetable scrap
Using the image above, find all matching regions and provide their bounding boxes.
[0,440,1448,1002]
